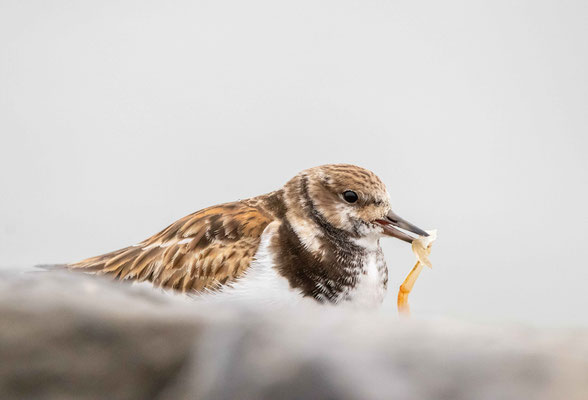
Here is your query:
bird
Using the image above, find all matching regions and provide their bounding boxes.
[69,164,428,307]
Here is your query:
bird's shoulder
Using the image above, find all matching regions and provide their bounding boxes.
[70,193,283,292]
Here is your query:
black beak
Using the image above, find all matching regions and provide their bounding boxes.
[374,210,429,243]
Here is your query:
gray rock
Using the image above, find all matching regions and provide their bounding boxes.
[1,270,587,400]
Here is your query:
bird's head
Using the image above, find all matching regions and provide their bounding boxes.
[285,164,428,243]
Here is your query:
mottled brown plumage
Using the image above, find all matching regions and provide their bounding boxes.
[70,164,428,305]
[70,194,281,292]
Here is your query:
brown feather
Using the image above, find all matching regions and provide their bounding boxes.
[69,199,277,293]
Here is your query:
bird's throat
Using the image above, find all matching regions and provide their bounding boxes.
[270,218,368,304]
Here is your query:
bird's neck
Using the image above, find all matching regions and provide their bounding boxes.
[269,217,369,303]
[252,183,386,304]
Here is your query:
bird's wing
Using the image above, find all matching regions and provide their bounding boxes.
[69,202,275,293]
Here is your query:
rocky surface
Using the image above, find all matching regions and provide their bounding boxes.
[1,269,587,400]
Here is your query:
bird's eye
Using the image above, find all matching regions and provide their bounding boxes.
[343,190,358,203]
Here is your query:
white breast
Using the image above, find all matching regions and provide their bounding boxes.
[343,251,387,308]
[338,235,387,308]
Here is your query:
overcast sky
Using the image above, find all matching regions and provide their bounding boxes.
[1,0,586,326]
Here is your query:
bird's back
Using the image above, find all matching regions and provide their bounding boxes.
[69,192,284,293]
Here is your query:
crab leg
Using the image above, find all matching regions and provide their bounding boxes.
[398,243,433,316]
[397,260,423,315]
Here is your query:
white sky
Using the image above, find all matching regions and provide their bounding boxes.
[1,0,587,327]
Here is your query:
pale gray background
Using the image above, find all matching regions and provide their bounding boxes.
[1,0,586,326]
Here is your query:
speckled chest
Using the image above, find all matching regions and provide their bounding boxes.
[339,246,388,307]
[270,220,388,306]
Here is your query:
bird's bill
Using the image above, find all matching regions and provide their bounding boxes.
[374,210,429,244]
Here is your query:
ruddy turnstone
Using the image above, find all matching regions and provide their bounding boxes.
[70,164,428,307]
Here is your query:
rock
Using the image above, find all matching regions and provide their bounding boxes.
[1,270,587,400]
